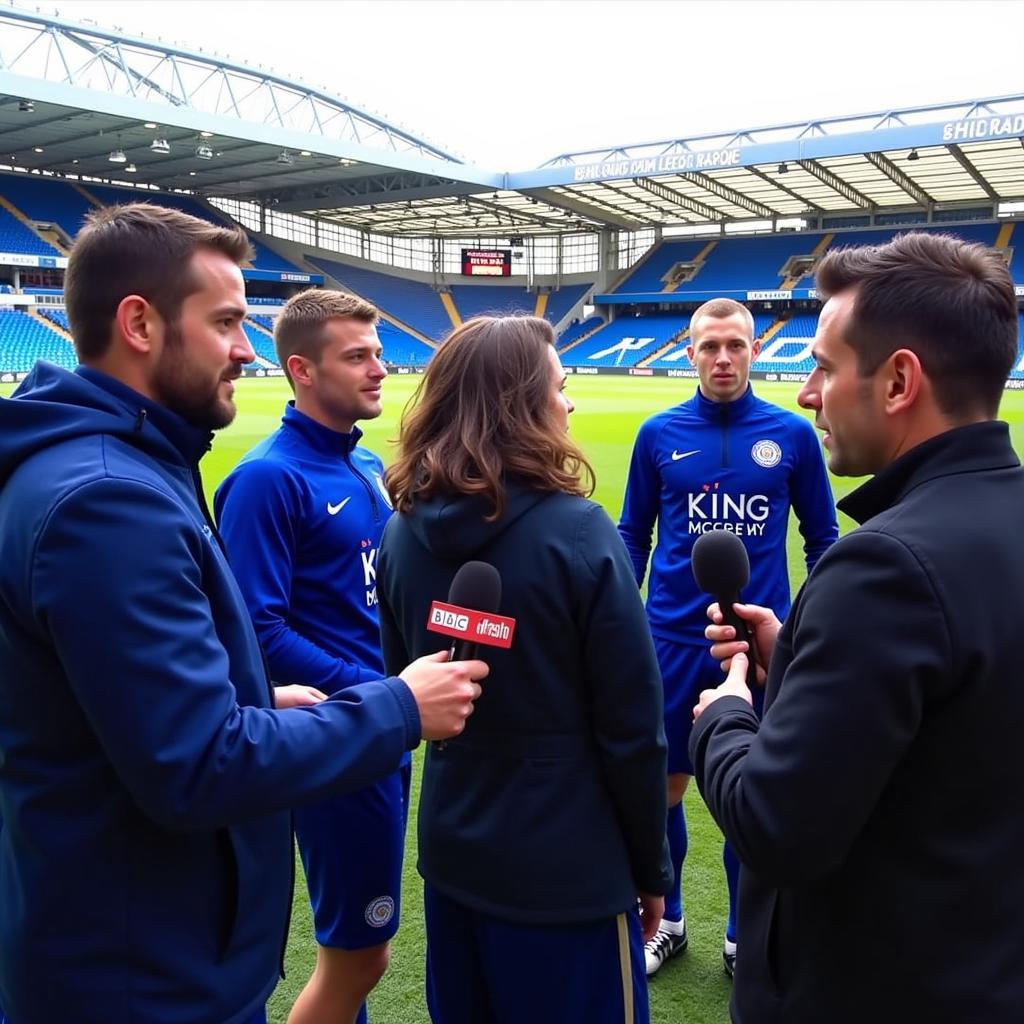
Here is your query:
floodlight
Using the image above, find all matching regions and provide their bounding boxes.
[907,149,920,162]
[108,149,127,164]
[195,143,214,160]
[777,162,789,174]
[18,100,34,112]
[150,138,171,154]
[277,151,294,165]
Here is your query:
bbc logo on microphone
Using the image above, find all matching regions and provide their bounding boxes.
[427,601,516,649]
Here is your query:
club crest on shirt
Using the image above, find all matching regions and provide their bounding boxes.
[751,439,782,468]
[365,895,395,928]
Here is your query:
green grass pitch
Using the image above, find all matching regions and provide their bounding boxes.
[5,373,1024,1023]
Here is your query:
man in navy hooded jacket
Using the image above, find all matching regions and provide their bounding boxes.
[0,204,487,1024]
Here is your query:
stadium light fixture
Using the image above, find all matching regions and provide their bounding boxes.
[18,100,34,112]
[125,163,137,173]
[150,138,171,154]
[195,143,214,160]
[907,149,920,161]
[144,122,158,129]
[277,151,294,165]
[108,148,127,164]
[200,131,214,138]
[777,162,789,174]
[33,147,43,153]
[300,150,312,157]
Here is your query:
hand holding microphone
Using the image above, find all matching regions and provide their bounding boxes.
[399,651,488,741]
[407,561,515,742]
[691,531,766,688]
[705,601,781,684]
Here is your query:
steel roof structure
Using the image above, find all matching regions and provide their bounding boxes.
[1,6,1022,239]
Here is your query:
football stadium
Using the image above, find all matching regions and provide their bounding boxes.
[1,6,1023,1024]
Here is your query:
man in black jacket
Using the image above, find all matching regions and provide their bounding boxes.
[689,231,1024,1024]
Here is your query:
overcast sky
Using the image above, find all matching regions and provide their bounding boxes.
[37,0,1024,170]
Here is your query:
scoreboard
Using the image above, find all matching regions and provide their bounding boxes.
[461,248,512,277]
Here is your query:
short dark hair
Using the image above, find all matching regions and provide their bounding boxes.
[689,297,754,340]
[65,203,253,360]
[275,289,379,389]
[815,232,1018,417]
[386,315,594,520]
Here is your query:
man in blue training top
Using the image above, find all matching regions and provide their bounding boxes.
[216,290,402,1024]
[618,297,838,980]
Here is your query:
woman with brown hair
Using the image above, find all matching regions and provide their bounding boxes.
[377,315,671,1024]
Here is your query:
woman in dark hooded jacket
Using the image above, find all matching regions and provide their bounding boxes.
[377,315,671,1024]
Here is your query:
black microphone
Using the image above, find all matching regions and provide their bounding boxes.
[691,531,759,686]
[446,561,502,661]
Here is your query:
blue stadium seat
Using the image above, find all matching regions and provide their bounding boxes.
[242,322,279,366]
[0,174,94,240]
[378,320,435,366]
[0,309,76,371]
[544,283,592,324]
[563,313,685,367]
[0,207,60,257]
[557,315,604,350]
[448,285,533,321]
[307,257,452,342]
[80,184,300,273]
[610,240,711,295]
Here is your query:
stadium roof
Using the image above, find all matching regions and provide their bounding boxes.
[1,7,1023,238]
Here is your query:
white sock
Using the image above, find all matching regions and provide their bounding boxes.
[660,917,686,935]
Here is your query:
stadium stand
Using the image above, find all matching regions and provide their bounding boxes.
[0,206,60,257]
[606,225,1010,301]
[378,320,435,366]
[557,315,604,349]
[562,313,686,367]
[1014,313,1024,379]
[448,285,533,321]
[241,322,279,366]
[752,314,818,374]
[75,183,301,274]
[37,308,71,333]
[0,174,94,241]
[609,240,713,295]
[307,256,451,342]
[543,283,592,325]
[250,314,277,332]
[0,309,76,371]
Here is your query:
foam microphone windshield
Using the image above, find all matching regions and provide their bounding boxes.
[691,531,758,685]
[447,561,502,661]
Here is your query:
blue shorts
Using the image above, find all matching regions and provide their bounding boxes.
[294,762,411,950]
[423,884,649,1024]
[655,636,764,776]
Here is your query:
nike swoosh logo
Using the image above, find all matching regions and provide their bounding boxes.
[326,497,352,516]
[671,449,700,461]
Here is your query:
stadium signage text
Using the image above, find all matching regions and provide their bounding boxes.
[572,148,741,182]
[1015,286,1024,297]
[0,252,69,269]
[747,290,792,300]
[942,115,1024,143]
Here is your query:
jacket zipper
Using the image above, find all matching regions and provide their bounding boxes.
[719,406,730,467]
[345,452,381,522]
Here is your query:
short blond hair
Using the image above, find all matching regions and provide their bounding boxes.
[275,289,379,387]
[689,298,754,342]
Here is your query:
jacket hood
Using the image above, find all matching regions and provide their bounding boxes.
[0,362,207,487]
[402,481,553,562]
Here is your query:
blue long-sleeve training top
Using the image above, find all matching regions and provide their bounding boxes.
[215,403,393,694]
[618,385,838,645]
